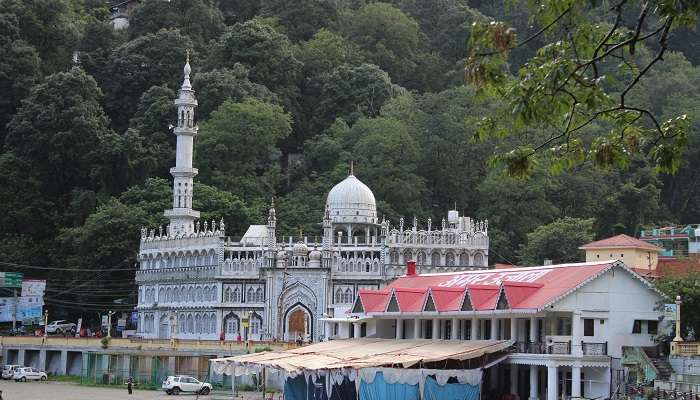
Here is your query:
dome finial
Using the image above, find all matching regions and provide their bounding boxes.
[350,160,354,176]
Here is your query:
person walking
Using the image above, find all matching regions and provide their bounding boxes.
[126,376,134,395]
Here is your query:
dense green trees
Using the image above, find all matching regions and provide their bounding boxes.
[0,0,698,319]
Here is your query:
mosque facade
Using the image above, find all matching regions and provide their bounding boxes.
[134,58,490,342]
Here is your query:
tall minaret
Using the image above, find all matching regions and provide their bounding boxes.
[164,51,200,236]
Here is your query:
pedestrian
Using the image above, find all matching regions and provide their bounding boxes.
[219,330,225,342]
[126,376,134,395]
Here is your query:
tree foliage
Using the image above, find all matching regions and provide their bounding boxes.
[518,217,594,266]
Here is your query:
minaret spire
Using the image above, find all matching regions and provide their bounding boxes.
[350,160,354,176]
[164,52,200,236]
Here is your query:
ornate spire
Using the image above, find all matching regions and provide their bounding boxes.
[349,160,354,176]
[181,49,192,90]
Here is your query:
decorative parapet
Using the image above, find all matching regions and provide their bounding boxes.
[140,218,225,244]
[671,341,700,356]
[135,265,217,283]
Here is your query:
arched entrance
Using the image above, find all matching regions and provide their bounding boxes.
[284,303,312,342]
[223,312,240,340]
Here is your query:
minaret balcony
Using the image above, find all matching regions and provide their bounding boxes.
[164,208,201,218]
[170,167,198,177]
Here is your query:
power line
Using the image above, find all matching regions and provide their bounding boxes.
[0,260,138,272]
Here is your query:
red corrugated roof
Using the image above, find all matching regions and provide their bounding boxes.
[357,289,390,313]
[467,285,500,310]
[429,287,465,312]
[580,234,662,252]
[351,261,624,314]
[393,288,428,312]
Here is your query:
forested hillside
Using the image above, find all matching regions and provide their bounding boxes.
[0,0,698,317]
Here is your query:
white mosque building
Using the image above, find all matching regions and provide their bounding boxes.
[134,57,491,342]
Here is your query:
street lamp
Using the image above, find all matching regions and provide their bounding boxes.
[673,295,683,342]
[43,310,48,338]
[107,311,114,338]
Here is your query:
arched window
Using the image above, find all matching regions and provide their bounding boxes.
[196,287,202,302]
[158,288,164,302]
[187,314,194,334]
[202,314,209,333]
[250,315,261,335]
[188,287,194,302]
[474,252,484,266]
[390,251,399,264]
[255,288,264,302]
[344,288,353,304]
[195,314,202,333]
[224,287,232,302]
[246,287,255,302]
[446,253,455,266]
[225,314,239,336]
[179,314,186,333]
[232,287,241,302]
[417,251,427,265]
[335,288,343,304]
[459,253,468,266]
[211,286,217,301]
[166,287,172,302]
[210,313,217,333]
[431,252,440,266]
[403,250,412,263]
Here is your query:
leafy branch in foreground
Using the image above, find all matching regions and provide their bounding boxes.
[466,0,698,177]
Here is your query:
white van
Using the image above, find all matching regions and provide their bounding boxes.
[2,365,22,380]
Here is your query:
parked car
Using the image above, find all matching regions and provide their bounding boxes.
[13,367,47,382]
[45,320,76,335]
[1,365,21,380]
[1,327,26,336]
[162,375,212,395]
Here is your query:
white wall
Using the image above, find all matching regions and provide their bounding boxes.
[552,267,663,357]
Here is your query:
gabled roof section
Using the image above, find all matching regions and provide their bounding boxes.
[502,282,544,308]
[355,289,390,313]
[385,291,400,312]
[496,287,509,310]
[429,287,465,312]
[423,291,437,312]
[351,295,364,314]
[394,288,428,312]
[460,290,473,311]
[467,285,500,310]
[580,234,662,252]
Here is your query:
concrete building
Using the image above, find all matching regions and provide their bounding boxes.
[336,260,667,400]
[135,57,491,343]
[580,234,662,273]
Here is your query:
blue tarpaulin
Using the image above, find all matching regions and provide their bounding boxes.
[359,372,420,400]
[423,376,480,400]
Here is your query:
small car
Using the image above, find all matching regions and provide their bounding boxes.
[13,367,47,382]
[162,375,212,395]
[45,320,76,335]
[1,365,21,380]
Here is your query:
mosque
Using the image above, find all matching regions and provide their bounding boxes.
[134,57,490,342]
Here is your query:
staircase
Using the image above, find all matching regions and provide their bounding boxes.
[643,347,674,381]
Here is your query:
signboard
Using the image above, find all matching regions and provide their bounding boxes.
[117,318,126,332]
[0,272,24,288]
[663,303,678,320]
[242,317,249,328]
[101,315,109,327]
[0,296,43,323]
[22,280,46,297]
[76,318,82,337]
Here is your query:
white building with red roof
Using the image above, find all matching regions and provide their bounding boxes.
[328,260,667,400]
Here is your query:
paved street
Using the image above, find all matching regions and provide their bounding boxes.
[0,381,269,400]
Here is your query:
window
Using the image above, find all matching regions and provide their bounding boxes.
[632,320,642,334]
[557,317,572,336]
[584,319,595,336]
[648,320,658,334]
[250,317,261,335]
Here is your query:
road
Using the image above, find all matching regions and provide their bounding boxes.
[0,380,269,400]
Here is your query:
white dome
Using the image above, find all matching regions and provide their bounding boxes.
[292,242,309,256]
[309,249,322,260]
[326,174,378,225]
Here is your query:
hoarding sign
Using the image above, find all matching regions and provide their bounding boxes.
[663,303,677,320]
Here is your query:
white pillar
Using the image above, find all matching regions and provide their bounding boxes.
[432,318,439,339]
[510,317,518,341]
[39,349,46,371]
[396,319,403,339]
[490,318,498,340]
[414,319,421,339]
[451,318,458,340]
[529,365,539,400]
[471,318,478,339]
[324,321,331,340]
[529,317,537,341]
[546,364,557,400]
[571,365,582,399]
[571,312,583,356]
[510,363,518,395]
[59,350,68,375]
[353,323,360,338]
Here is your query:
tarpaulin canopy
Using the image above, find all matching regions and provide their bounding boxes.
[210,338,511,377]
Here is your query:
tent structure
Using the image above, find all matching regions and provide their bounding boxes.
[211,338,511,400]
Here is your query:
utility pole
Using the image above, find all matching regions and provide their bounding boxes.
[43,310,48,338]
[12,288,17,330]
[107,310,114,338]
[673,295,683,342]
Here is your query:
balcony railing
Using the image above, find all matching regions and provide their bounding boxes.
[514,341,570,355]
[671,341,700,356]
[513,341,608,356]
[582,341,608,356]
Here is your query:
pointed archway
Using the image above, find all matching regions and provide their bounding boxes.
[283,303,313,342]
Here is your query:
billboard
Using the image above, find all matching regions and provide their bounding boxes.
[22,280,46,297]
[0,296,44,323]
